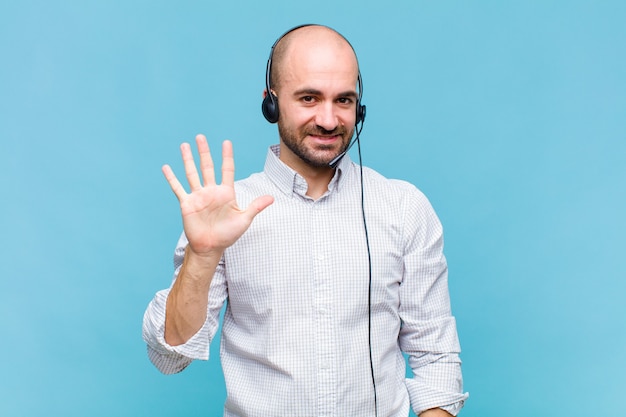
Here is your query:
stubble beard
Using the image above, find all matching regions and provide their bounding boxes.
[278,122,354,168]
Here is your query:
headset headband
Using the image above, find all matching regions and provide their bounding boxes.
[261,24,365,125]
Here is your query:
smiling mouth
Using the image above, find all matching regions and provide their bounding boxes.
[308,135,342,146]
[311,134,339,139]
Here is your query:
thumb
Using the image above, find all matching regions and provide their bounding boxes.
[244,195,274,220]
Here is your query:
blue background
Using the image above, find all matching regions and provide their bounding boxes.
[1,1,624,416]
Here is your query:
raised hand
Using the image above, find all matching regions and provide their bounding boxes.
[162,134,274,258]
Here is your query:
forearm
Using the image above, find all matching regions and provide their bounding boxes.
[420,408,453,417]
[164,246,222,346]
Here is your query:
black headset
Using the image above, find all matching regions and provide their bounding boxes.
[261,24,366,126]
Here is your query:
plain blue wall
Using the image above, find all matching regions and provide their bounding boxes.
[1,1,624,416]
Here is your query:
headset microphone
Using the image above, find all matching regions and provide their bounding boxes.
[328,117,365,168]
[328,146,352,169]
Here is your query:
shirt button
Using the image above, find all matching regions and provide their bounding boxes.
[319,307,328,315]
[321,362,330,369]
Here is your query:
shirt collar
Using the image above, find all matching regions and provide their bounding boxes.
[263,144,353,198]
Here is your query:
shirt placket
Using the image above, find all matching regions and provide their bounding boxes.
[311,199,337,417]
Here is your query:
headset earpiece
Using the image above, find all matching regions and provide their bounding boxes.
[262,91,279,124]
[356,102,366,125]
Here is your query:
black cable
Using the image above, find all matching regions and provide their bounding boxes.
[355,124,378,417]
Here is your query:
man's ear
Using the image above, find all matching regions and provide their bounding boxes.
[263,89,278,98]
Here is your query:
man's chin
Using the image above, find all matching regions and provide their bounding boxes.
[282,136,351,168]
[314,154,348,168]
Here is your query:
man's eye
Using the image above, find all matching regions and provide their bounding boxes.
[337,98,353,104]
[301,96,314,103]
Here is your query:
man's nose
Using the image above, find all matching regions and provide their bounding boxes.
[314,102,339,131]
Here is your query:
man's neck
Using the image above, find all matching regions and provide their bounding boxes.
[301,168,334,199]
[277,147,335,200]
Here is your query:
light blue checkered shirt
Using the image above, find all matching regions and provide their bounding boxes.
[143,145,468,416]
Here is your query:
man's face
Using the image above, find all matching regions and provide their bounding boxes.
[274,39,359,170]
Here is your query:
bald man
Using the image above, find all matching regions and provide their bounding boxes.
[143,25,468,417]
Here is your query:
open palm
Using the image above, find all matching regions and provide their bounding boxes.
[162,135,274,256]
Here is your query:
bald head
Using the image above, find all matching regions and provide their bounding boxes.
[269,25,359,92]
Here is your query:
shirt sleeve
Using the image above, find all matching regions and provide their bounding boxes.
[142,233,228,375]
[397,186,469,415]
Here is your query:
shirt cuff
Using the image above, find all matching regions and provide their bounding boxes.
[142,289,212,361]
[406,377,469,416]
